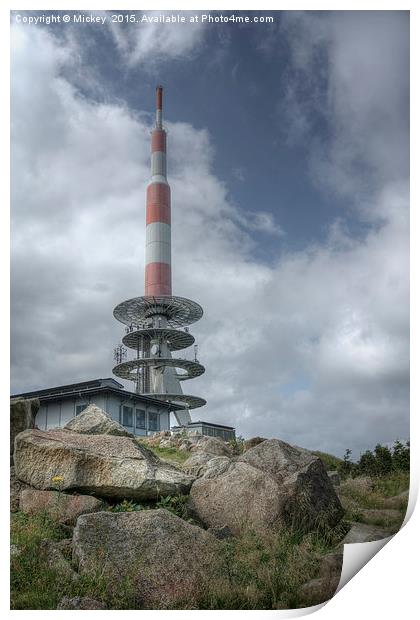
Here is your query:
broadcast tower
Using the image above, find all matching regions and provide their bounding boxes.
[112,86,205,427]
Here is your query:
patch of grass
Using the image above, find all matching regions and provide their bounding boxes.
[10,511,143,609]
[106,495,194,522]
[339,472,409,511]
[11,511,71,609]
[339,471,409,532]
[192,524,345,610]
[358,511,403,530]
[156,495,190,520]
[139,442,190,466]
[106,499,148,513]
[312,451,344,471]
[372,471,409,497]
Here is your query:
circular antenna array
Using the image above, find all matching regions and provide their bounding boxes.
[113,296,203,329]
[122,327,195,352]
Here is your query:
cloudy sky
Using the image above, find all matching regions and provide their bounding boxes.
[10,10,409,457]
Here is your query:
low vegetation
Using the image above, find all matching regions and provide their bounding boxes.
[338,440,410,479]
[138,441,190,466]
[10,509,347,610]
[106,494,193,523]
[312,451,344,471]
[11,438,410,610]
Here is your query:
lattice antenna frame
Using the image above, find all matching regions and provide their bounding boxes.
[113,344,127,365]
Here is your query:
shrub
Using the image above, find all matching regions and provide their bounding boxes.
[156,495,189,520]
[337,448,354,478]
[107,499,145,513]
[340,440,410,479]
[392,440,410,471]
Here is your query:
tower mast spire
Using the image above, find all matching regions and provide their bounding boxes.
[146,85,171,296]
[156,84,163,129]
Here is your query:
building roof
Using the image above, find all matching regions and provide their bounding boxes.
[173,420,235,431]
[10,378,183,411]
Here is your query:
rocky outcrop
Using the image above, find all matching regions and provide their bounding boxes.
[19,489,103,525]
[182,453,231,478]
[72,509,222,609]
[190,436,233,457]
[243,436,267,452]
[10,398,39,464]
[182,437,233,477]
[57,597,107,610]
[327,471,340,487]
[340,522,390,544]
[189,439,344,535]
[64,404,133,437]
[14,429,194,500]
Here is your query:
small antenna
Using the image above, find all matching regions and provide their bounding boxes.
[194,344,198,362]
[113,344,127,364]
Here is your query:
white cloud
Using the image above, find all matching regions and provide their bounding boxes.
[106,11,207,68]
[277,11,409,208]
[11,16,409,458]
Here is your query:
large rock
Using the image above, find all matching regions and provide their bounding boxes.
[72,509,222,609]
[243,436,267,452]
[190,436,233,457]
[182,452,231,478]
[10,398,39,464]
[64,404,133,437]
[189,439,344,535]
[19,489,103,525]
[14,429,194,500]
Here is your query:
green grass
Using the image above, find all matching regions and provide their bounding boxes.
[106,494,194,523]
[139,442,190,466]
[338,472,409,533]
[372,471,409,497]
[186,524,347,610]
[11,511,71,609]
[312,451,344,471]
[10,511,143,609]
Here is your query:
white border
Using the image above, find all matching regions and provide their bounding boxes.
[3,2,416,619]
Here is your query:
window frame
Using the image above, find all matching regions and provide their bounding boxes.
[122,405,133,427]
[75,403,87,416]
[148,411,160,432]
[135,408,146,429]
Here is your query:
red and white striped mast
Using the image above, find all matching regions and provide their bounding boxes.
[113,86,206,428]
[145,86,172,297]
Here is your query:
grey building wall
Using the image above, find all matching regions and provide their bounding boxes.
[36,392,170,436]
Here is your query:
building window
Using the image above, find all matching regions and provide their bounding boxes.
[76,404,87,416]
[136,409,146,429]
[148,411,159,432]
[122,405,133,427]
